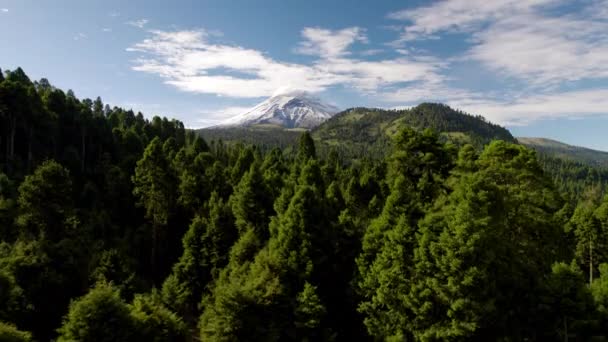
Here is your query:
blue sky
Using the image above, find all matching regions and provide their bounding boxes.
[2,0,608,150]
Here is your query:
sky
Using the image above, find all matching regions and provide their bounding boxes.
[1,0,608,150]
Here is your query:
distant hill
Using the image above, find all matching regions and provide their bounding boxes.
[199,103,515,158]
[312,103,515,157]
[198,104,608,200]
[518,137,608,168]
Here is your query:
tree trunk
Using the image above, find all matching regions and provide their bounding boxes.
[564,317,568,342]
[81,127,86,172]
[27,127,33,172]
[4,133,8,165]
[152,223,158,281]
[590,240,594,284]
[9,115,16,159]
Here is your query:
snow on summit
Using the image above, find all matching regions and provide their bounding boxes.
[220,90,339,129]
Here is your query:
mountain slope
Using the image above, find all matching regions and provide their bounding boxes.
[312,103,515,157]
[518,137,608,168]
[199,102,515,159]
[219,90,339,129]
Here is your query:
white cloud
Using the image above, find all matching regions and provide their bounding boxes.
[359,49,384,56]
[388,0,608,87]
[295,27,368,58]
[127,19,149,28]
[1,8,8,13]
[127,28,443,98]
[129,10,608,128]
[468,14,608,86]
[388,0,558,42]
[382,0,608,126]
[380,83,477,104]
[195,105,259,128]
[102,28,112,32]
[73,33,87,41]
[109,11,120,17]
[450,88,608,125]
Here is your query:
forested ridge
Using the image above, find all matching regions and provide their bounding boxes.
[2,67,608,341]
[519,137,608,169]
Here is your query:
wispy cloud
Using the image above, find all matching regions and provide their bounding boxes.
[73,33,87,41]
[109,11,120,17]
[127,1,608,127]
[468,13,608,86]
[1,8,8,13]
[102,28,112,32]
[387,0,558,42]
[127,28,444,98]
[126,19,149,28]
[381,0,608,125]
[195,106,255,128]
[295,27,368,59]
[452,89,608,125]
[359,49,384,56]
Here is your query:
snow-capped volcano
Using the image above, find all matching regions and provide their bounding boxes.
[220,90,339,129]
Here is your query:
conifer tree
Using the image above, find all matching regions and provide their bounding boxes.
[57,282,135,342]
[132,137,177,278]
[200,161,329,341]
[16,160,74,240]
[409,141,563,340]
[162,193,236,317]
[298,131,316,161]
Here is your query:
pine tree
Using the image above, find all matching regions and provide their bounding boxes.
[129,292,187,342]
[541,262,593,341]
[200,161,329,341]
[357,128,454,339]
[16,160,74,240]
[57,282,135,342]
[162,193,236,317]
[409,141,564,340]
[132,137,177,279]
[298,131,316,161]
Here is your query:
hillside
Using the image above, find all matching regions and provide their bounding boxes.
[312,103,515,157]
[200,103,515,158]
[518,137,608,168]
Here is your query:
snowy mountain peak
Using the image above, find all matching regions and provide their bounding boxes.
[220,91,339,129]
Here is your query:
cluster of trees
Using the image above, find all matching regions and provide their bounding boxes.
[535,153,608,201]
[2,68,608,341]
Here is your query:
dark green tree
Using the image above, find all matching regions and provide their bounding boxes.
[541,262,594,341]
[0,321,32,342]
[57,282,135,342]
[162,193,236,318]
[298,131,316,161]
[132,137,177,279]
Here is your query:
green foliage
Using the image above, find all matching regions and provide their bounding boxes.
[57,283,186,342]
[129,292,187,342]
[133,137,176,227]
[1,67,608,341]
[16,160,74,240]
[541,262,594,340]
[591,263,608,326]
[295,282,327,341]
[162,194,236,317]
[57,282,135,342]
[0,321,32,342]
[298,131,317,161]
